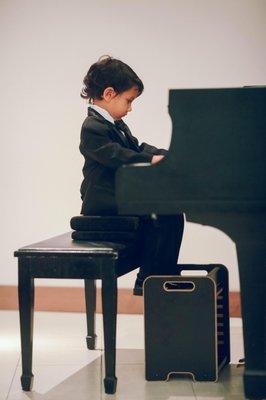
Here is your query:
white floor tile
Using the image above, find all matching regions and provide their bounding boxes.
[116,314,145,348]
[8,362,101,399]
[0,309,21,400]
[0,311,248,400]
[168,397,196,400]
[29,348,102,367]
[32,311,103,350]
[101,361,195,400]
[0,354,19,400]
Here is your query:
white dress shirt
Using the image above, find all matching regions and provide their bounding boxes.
[87,103,115,124]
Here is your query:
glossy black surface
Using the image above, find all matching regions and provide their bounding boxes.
[116,87,266,399]
[14,232,127,255]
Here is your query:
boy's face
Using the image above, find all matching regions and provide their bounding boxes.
[104,86,140,120]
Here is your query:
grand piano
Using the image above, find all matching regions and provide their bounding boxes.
[115,86,266,399]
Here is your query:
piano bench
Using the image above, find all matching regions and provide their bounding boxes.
[144,264,230,382]
[14,231,140,395]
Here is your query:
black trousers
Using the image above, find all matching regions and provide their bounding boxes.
[135,213,185,280]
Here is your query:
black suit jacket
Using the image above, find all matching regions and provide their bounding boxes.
[79,107,168,215]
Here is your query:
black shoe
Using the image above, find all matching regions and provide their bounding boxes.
[133,277,143,296]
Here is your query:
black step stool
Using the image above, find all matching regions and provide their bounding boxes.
[144,264,230,382]
[14,216,141,395]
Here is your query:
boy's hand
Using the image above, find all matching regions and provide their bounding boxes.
[151,155,164,164]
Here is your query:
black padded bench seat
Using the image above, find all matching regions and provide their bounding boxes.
[70,215,141,241]
[70,215,141,231]
[14,231,140,394]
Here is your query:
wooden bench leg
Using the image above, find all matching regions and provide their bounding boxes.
[18,258,34,391]
[102,273,118,394]
[84,279,97,349]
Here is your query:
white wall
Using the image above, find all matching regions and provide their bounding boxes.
[1,0,265,291]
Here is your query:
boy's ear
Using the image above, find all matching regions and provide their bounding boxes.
[102,87,117,102]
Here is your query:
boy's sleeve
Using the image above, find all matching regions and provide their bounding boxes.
[139,142,168,156]
[130,134,168,155]
[80,126,153,170]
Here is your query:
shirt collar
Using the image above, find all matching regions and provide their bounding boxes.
[87,103,115,125]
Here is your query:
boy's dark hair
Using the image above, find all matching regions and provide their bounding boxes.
[81,55,144,101]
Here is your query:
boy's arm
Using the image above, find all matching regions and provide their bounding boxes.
[138,142,168,156]
[80,126,153,170]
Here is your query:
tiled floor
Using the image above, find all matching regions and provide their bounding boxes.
[0,311,245,400]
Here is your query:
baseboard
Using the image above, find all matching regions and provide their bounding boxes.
[0,285,241,317]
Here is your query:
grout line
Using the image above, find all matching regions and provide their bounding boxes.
[100,313,104,399]
[100,352,103,400]
[191,381,199,400]
[5,354,20,400]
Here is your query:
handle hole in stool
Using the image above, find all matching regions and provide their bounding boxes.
[163,281,195,292]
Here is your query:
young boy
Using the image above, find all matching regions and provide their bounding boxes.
[78,55,184,295]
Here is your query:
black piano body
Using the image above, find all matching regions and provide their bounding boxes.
[115,87,266,399]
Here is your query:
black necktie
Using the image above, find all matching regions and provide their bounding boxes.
[114,119,139,151]
[114,119,131,144]
[114,119,129,135]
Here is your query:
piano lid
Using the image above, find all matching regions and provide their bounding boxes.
[115,87,266,215]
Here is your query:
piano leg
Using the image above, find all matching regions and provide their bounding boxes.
[235,222,266,399]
